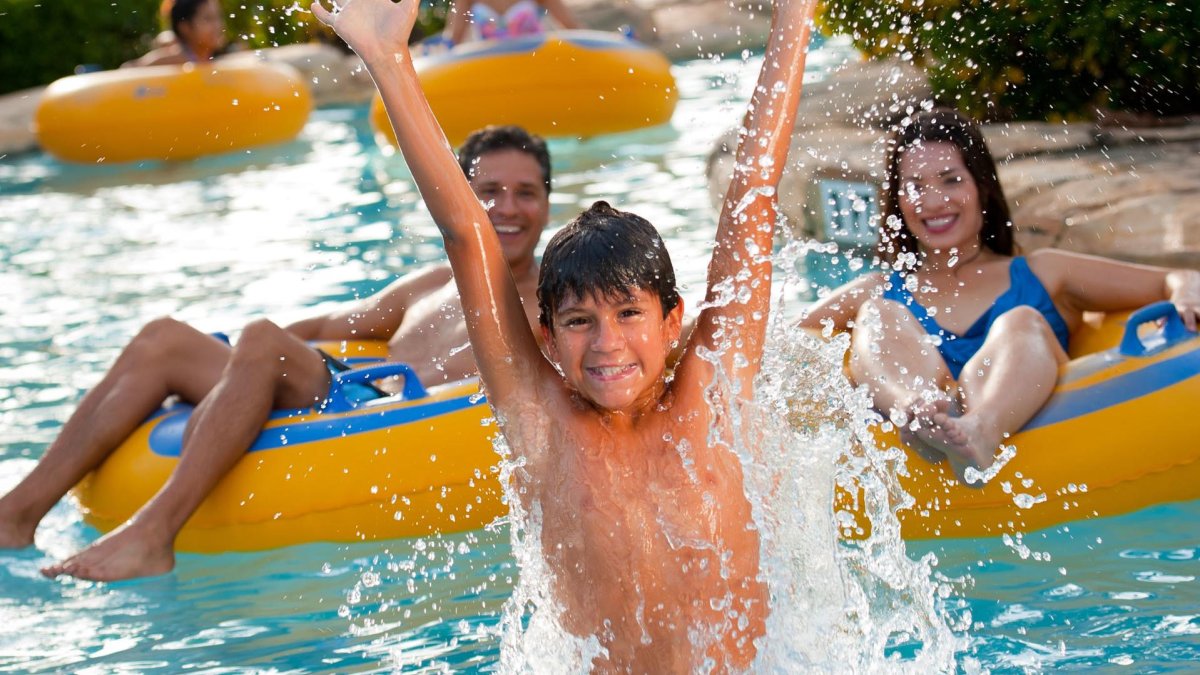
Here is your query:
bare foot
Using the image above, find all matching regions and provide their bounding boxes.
[909,400,999,486]
[896,398,957,465]
[40,521,175,582]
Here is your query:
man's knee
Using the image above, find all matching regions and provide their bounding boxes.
[127,317,195,363]
[231,319,292,364]
[136,316,188,342]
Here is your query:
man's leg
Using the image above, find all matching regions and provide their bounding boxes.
[0,318,231,548]
[41,319,332,581]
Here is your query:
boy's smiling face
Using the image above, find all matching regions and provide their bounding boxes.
[543,287,683,415]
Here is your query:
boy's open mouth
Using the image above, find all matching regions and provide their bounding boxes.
[586,364,638,381]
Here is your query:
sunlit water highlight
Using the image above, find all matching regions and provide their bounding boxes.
[2,37,1198,672]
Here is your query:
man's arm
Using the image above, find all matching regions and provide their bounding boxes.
[314,0,548,407]
[678,0,816,394]
[285,265,453,341]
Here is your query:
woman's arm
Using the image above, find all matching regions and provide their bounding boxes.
[313,0,548,404]
[1031,248,1200,330]
[794,272,885,332]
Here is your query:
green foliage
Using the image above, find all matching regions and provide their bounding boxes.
[223,0,449,52]
[0,0,161,93]
[817,0,1200,121]
[0,0,451,95]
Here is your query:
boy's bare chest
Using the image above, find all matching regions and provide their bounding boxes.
[539,436,748,593]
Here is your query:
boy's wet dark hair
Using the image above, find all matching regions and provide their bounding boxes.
[880,107,1015,263]
[538,201,680,327]
[457,125,552,195]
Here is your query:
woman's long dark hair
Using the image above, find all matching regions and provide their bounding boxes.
[879,108,1014,264]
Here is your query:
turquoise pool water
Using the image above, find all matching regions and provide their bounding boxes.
[2,41,1199,672]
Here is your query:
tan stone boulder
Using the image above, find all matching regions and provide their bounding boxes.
[707,56,930,240]
[1006,141,1200,265]
[0,87,43,156]
[230,43,376,106]
[562,0,657,44]
[706,49,1200,268]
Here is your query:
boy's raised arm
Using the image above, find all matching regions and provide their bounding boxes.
[684,0,815,392]
[313,0,544,404]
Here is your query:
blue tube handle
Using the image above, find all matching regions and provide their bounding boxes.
[1118,301,1191,357]
[331,362,428,401]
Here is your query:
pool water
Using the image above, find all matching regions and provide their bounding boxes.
[3,40,1199,672]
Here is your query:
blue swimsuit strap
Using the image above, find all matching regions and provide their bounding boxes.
[883,257,1070,350]
[1006,256,1071,350]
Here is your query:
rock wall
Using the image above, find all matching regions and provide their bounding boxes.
[706,58,1200,267]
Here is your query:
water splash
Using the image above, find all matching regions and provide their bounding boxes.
[488,230,963,669]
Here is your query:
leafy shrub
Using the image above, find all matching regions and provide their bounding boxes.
[0,0,161,93]
[224,0,449,53]
[817,0,1200,121]
[0,0,450,95]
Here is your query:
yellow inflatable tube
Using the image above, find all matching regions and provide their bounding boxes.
[36,59,312,164]
[72,341,502,553]
[837,302,1200,541]
[372,30,678,148]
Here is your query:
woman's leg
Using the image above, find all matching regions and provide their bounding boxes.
[917,306,1068,484]
[0,318,230,548]
[848,298,956,463]
[41,319,332,581]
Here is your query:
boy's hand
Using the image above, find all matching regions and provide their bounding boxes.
[311,0,418,64]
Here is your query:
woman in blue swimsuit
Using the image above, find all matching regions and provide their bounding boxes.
[799,108,1200,484]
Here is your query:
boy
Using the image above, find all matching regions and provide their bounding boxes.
[314,0,813,669]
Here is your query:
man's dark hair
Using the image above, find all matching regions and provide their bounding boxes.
[457,125,552,195]
[537,201,680,327]
[880,107,1014,264]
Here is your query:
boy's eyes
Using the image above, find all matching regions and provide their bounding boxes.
[558,308,644,327]
[477,187,539,198]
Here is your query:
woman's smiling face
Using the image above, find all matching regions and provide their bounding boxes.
[896,141,984,254]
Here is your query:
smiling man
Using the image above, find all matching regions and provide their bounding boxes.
[0,125,551,581]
